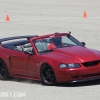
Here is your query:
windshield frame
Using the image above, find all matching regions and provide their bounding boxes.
[32,33,83,54]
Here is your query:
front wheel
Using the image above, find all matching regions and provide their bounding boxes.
[40,65,57,86]
[0,59,9,80]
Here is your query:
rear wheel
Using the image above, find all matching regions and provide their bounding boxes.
[0,59,9,80]
[40,64,57,86]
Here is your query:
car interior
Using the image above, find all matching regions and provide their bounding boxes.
[1,40,33,52]
[1,39,50,53]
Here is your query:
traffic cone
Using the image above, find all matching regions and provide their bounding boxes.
[6,14,10,21]
[83,11,88,18]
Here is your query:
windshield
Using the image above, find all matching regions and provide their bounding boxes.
[33,34,83,53]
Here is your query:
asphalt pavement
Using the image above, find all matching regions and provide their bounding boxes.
[0,0,100,100]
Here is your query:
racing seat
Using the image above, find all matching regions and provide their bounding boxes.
[15,46,23,51]
[23,43,33,53]
[35,42,47,52]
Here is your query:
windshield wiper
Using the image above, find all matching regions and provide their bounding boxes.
[57,44,76,48]
[65,44,76,46]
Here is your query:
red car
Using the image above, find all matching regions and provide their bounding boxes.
[0,32,100,85]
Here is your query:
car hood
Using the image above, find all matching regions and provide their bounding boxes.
[42,46,100,63]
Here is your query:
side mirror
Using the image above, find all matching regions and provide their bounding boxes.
[81,42,86,46]
[24,49,34,55]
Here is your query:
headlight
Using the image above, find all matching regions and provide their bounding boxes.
[59,63,80,68]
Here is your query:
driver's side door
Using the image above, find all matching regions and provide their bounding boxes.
[9,50,29,77]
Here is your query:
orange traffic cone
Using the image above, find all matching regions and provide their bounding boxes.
[6,14,10,21]
[83,11,88,18]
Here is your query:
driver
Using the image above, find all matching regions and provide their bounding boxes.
[47,36,62,50]
[53,37,62,47]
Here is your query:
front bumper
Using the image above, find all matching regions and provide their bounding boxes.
[69,76,100,83]
[54,65,100,83]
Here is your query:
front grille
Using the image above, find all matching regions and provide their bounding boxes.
[82,60,100,67]
[81,72,100,78]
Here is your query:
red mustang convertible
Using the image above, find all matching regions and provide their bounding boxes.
[0,32,100,85]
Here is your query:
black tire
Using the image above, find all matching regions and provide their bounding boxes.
[40,64,57,86]
[0,59,9,80]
